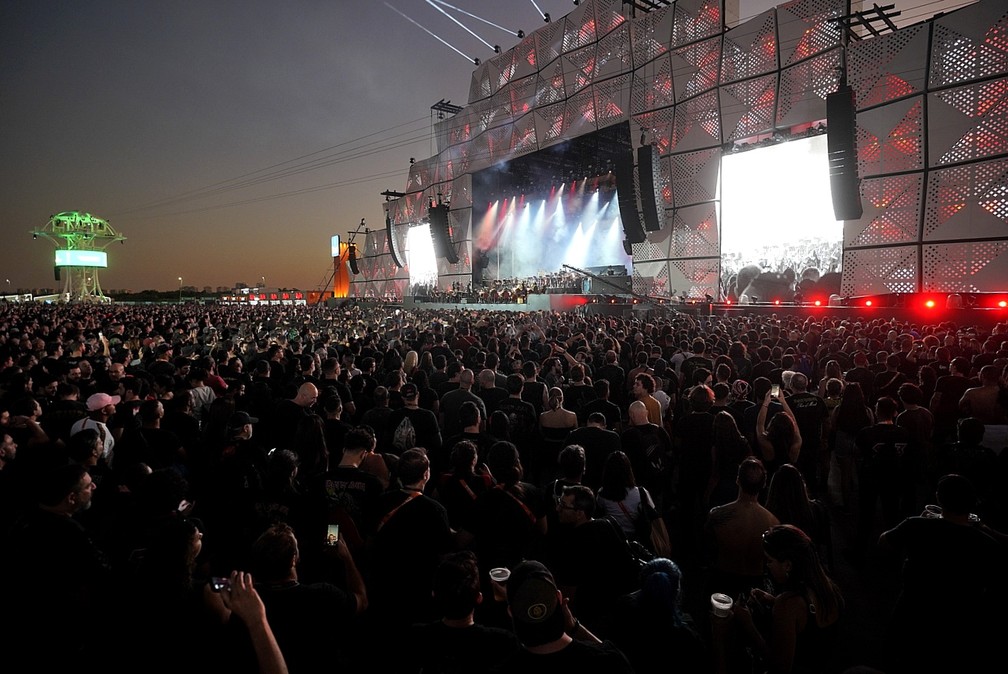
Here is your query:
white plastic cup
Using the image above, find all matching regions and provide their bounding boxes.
[490,567,510,601]
[711,592,733,617]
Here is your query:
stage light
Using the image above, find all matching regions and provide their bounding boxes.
[814,300,821,306]
[725,299,732,305]
[999,300,1007,308]
[774,299,781,305]
[925,299,936,308]
[494,45,501,54]
[544,13,550,22]
[517,30,525,38]
[473,57,480,65]
[865,300,872,307]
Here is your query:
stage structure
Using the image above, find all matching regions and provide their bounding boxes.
[31,211,126,303]
[351,0,1008,303]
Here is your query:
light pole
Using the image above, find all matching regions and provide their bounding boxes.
[178,276,183,303]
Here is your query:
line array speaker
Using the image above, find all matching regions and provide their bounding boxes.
[614,151,646,246]
[348,244,360,275]
[637,144,667,232]
[429,203,458,264]
[826,85,863,221]
[386,214,406,268]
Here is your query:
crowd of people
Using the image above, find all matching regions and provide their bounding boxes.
[1,299,1006,673]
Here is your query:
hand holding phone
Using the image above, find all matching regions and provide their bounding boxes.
[770,384,781,399]
[210,576,230,592]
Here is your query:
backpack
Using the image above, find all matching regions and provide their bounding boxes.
[392,414,416,452]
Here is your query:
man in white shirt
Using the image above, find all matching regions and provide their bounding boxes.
[70,392,119,467]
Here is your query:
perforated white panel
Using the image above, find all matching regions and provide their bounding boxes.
[840,246,917,296]
[855,95,924,178]
[667,258,720,298]
[632,4,674,67]
[776,0,844,67]
[849,24,929,110]
[633,106,675,156]
[670,147,721,207]
[720,73,779,141]
[776,47,839,127]
[671,202,721,258]
[929,1,1008,90]
[721,10,778,85]
[671,89,722,151]
[923,158,1008,241]
[928,77,1008,167]
[845,173,924,247]
[922,241,1008,292]
[672,36,723,103]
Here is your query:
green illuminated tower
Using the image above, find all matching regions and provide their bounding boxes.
[31,211,126,303]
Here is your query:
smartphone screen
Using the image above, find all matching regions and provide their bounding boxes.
[770,384,781,398]
[326,524,340,546]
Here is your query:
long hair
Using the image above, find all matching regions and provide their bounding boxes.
[762,524,843,616]
[638,558,687,626]
[765,464,815,535]
[599,450,636,502]
[833,382,872,433]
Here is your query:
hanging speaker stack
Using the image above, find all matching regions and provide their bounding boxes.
[826,85,863,221]
[614,151,646,247]
[348,244,360,275]
[637,144,666,232]
[386,214,406,268]
[429,203,458,264]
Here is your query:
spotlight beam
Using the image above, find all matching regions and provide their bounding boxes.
[431,0,521,35]
[425,0,494,50]
[384,2,471,62]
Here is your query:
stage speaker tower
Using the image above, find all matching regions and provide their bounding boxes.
[614,151,646,247]
[429,203,458,264]
[637,144,666,232]
[386,214,406,268]
[826,85,863,221]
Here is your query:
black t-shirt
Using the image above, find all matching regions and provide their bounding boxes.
[388,406,443,457]
[491,638,635,674]
[405,620,520,674]
[255,581,359,673]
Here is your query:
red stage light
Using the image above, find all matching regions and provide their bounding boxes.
[814,300,821,306]
[725,299,732,305]
[865,300,872,306]
[925,299,936,308]
[774,300,780,305]
[999,300,1007,308]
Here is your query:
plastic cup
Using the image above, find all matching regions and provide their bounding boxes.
[490,567,510,601]
[711,592,733,617]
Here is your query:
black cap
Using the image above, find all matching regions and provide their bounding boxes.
[401,382,418,399]
[228,411,259,428]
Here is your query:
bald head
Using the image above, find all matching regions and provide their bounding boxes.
[629,400,649,425]
[295,382,319,407]
[459,368,475,390]
[478,368,496,389]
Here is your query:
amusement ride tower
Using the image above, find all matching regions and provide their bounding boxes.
[31,211,126,303]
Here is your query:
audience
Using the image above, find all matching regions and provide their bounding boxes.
[1,300,1005,673]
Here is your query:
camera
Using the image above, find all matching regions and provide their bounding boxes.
[210,577,230,592]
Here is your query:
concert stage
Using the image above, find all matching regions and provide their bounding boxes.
[403,293,632,315]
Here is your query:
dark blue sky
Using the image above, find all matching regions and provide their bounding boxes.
[1,0,575,291]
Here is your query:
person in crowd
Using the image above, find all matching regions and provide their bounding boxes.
[578,378,622,432]
[851,395,911,557]
[442,400,496,470]
[829,381,874,512]
[495,559,635,673]
[703,457,780,601]
[432,439,495,544]
[705,409,753,511]
[70,391,120,468]
[765,463,833,571]
[247,521,367,673]
[722,524,844,674]
[755,387,802,477]
[565,410,621,492]
[878,474,1006,673]
[537,386,578,485]
[439,368,487,440]
[401,550,520,674]
[388,381,443,461]
[959,363,1008,423]
[608,557,708,674]
[366,447,455,638]
[594,450,654,546]
[2,462,114,670]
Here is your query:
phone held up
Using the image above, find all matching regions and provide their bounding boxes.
[210,576,230,593]
[326,524,340,546]
[770,384,781,399]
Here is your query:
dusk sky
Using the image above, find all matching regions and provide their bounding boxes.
[1,0,960,294]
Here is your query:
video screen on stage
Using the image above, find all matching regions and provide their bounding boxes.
[718,133,843,302]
